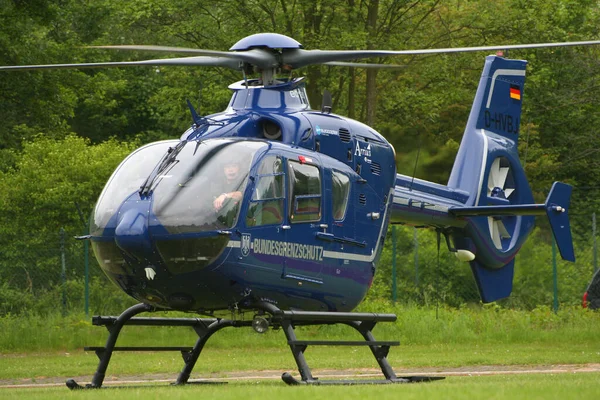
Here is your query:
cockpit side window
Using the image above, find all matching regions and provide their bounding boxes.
[246,155,284,227]
[288,160,321,223]
[332,170,350,221]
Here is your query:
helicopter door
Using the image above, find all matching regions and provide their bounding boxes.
[282,158,324,284]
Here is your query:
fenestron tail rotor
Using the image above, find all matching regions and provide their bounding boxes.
[486,158,516,250]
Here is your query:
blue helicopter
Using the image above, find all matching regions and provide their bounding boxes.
[86,33,579,311]
[1,33,591,387]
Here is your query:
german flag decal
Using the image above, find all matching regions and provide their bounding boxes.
[510,84,521,101]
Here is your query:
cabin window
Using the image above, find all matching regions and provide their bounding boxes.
[288,160,321,223]
[332,171,350,221]
[246,156,284,227]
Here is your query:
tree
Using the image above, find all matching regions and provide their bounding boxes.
[0,135,135,294]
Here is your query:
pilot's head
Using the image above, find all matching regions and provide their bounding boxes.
[224,161,240,181]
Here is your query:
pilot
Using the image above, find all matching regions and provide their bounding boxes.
[213,161,244,211]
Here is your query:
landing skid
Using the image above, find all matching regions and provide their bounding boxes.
[66,302,444,389]
[281,372,443,385]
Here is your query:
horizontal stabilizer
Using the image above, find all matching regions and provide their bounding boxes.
[449,181,575,262]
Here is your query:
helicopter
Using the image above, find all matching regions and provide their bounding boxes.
[0,32,593,388]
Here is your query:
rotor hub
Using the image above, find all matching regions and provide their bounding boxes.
[230,33,303,51]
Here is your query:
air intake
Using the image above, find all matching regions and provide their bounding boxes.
[371,162,381,176]
[359,193,367,206]
[339,128,351,143]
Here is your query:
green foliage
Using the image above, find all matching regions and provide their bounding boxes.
[2,0,600,194]
[0,275,135,324]
[506,228,594,308]
[0,135,135,302]
[0,134,133,233]
[370,226,482,308]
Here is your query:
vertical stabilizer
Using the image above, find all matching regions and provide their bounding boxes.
[448,56,529,207]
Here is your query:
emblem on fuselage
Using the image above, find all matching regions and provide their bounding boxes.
[241,233,251,257]
[355,141,372,163]
[315,125,338,136]
[354,141,372,157]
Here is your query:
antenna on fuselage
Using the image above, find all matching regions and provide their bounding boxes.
[186,99,203,127]
[321,90,332,114]
[408,131,423,191]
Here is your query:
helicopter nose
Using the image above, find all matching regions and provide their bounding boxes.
[114,207,153,262]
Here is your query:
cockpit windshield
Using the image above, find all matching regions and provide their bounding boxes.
[152,139,267,233]
[92,140,177,235]
[91,139,267,236]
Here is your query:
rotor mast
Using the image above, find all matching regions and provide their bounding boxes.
[257,65,278,86]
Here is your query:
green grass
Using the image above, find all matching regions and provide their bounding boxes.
[1,304,598,352]
[1,341,598,382]
[1,374,600,400]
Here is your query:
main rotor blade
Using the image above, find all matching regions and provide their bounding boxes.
[283,40,600,69]
[0,56,242,71]
[324,61,407,69]
[89,45,279,69]
[284,49,406,69]
[89,44,237,56]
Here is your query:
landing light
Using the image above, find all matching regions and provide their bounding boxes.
[252,316,270,333]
